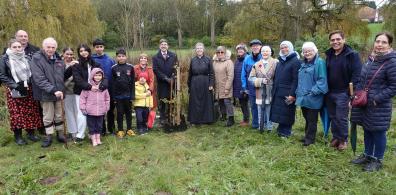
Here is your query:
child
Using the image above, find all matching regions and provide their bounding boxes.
[79,68,110,146]
[134,72,153,135]
[112,48,135,138]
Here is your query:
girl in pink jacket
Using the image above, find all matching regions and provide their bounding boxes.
[79,68,110,146]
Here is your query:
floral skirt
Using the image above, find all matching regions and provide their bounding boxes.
[6,87,43,130]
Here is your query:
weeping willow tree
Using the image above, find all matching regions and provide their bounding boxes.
[0,0,105,49]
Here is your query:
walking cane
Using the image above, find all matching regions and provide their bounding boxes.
[61,99,68,149]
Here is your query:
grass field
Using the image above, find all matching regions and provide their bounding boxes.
[0,107,395,194]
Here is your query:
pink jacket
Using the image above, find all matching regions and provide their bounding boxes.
[79,68,110,116]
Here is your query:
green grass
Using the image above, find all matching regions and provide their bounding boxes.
[0,110,395,194]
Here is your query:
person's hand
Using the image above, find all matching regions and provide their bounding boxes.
[70,60,79,65]
[54,91,63,100]
[262,78,268,84]
[224,89,229,96]
[287,96,295,102]
[146,90,151,97]
[165,77,172,84]
[91,85,99,91]
[209,86,213,91]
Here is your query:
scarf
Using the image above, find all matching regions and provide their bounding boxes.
[372,48,393,57]
[6,48,31,87]
[279,41,300,61]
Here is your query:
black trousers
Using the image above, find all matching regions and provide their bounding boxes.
[87,115,104,135]
[116,99,132,131]
[135,107,149,130]
[102,99,115,134]
[302,107,320,144]
[159,99,169,122]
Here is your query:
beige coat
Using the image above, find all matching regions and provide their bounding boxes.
[213,50,234,99]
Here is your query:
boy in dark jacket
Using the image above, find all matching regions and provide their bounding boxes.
[112,48,135,138]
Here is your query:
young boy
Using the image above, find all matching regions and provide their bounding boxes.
[134,72,153,135]
[111,48,135,138]
[92,38,116,136]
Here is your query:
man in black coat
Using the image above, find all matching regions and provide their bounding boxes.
[325,30,362,150]
[2,30,40,59]
[152,39,178,125]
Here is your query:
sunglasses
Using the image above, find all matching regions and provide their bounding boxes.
[216,51,224,54]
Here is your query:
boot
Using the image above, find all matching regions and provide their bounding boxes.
[220,114,227,121]
[26,130,40,142]
[14,129,27,145]
[41,135,52,148]
[351,154,370,165]
[91,134,97,146]
[226,116,235,127]
[363,158,383,172]
[56,131,66,143]
[96,134,102,145]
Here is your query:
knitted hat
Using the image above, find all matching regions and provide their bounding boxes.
[139,71,149,81]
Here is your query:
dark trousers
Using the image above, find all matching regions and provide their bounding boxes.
[116,99,132,131]
[364,129,387,160]
[218,98,234,117]
[87,115,104,135]
[277,123,292,137]
[236,97,249,122]
[302,107,320,144]
[159,99,169,122]
[102,99,115,134]
[325,92,349,142]
[135,107,149,131]
[248,95,258,128]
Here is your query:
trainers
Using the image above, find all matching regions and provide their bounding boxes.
[363,159,383,172]
[351,154,370,165]
[127,129,136,136]
[117,131,125,138]
[337,141,348,151]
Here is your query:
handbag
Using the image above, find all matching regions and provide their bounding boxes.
[147,110,156,129]
[10,88,27,98]
[352,62,387,107]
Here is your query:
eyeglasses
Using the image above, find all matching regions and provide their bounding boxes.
[216,51,224,54]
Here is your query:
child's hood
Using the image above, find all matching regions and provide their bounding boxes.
[89,67,104,85]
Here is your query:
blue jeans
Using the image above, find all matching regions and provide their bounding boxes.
[248,95,258,128]
[258,104,272,131]
[277,123,292,137]
[325,92,349,141]
[364,129,387,160]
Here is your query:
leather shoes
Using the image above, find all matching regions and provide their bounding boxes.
[330,139,339,147]
[363,159,382,172]
[337,141,348,151]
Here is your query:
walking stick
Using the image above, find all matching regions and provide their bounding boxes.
[61,99,68,149]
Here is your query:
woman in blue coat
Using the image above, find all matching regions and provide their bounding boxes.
[295,42,328,146]
[350,32,396,171]
[270,41,301,137]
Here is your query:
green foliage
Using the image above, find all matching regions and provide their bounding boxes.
[0,0,105,48]
[216,35,234,47]
[382,2,396,44]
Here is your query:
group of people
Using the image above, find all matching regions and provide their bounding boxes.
[186,30,396,172]
[0,30,395,172]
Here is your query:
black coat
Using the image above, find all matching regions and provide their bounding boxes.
[111,63,135,100]
[152,50,178,99]
[270,52,300,125]
[72,58,107,95]
[0,54,25,89]
[187,55,215,124]
[351,52,396,131]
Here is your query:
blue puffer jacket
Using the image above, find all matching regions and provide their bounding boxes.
[233,55,246,98]
[92,53,115,82]
[351,52,396,131]
[241,53,262,96]
[296,55,328,109]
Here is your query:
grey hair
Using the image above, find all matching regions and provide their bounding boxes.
[301,41,318,55]
[195,42,205,50]
[42,37,57,48]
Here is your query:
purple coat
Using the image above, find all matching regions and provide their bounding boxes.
[79,68,110,116]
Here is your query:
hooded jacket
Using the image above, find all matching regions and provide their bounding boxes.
[92,53,115,83]
[134,81,153,108]
[241,53,262,96]
[79,68,110,116]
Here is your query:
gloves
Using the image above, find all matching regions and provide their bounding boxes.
[16,81,28,96]
[98,83,106,91]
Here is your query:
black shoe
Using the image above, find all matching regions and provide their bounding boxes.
[14,129,27,145]
[220,115,227,121]
[27,131,40,142]
[351,154,370,165]
[41,135,52,148]
[75,138,84,143]
[226,116,235,127]
[303,141,313,147]
[56,132,66,143]
[363,159,383,172]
